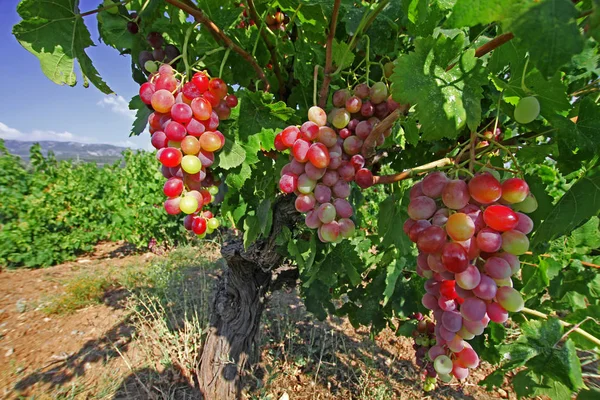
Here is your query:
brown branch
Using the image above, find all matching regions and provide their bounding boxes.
[164,0,270,91]
[362,109,401,159]
[318,0,342,107]
[246,0,285,99]
[446,32,515,71]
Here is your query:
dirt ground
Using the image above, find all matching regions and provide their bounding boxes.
[0,242,515,400]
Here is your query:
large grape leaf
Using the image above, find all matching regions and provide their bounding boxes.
[129,96,151,136]
[237,91,295,140]
[383,257,406,306]
[97,9,137,51]
[13,0,112,94]
[446,0,523,28]
[531,165,600,248]
[391,33,487,140]
[377,190,413,252]
[508,0,585,78]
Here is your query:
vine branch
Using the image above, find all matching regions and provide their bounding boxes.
[318,0,342,107]
[362,109,402,158]
[522,307,600,348]
[246,0,286,98]
[164,0,270,91]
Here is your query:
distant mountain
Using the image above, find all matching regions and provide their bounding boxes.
[2,140,132,165]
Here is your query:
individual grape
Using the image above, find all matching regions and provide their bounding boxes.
[179,136,199,155]
[417,226,447,253]
[164,197,181,215]
[355,168,374,189]
[155,74,178,92]
[159,147,182,167]
[151,89,175,113]
[289,159,306,175]
[468,173,502,204]
[317,203,336,224]
[343,136,363,155]
[279,173,298,193]
[332,180,351,198]
[338,218,355,238]
[164,121,187,141]
[180,196,199,214]
[369,82,388,104]
[374,102,390,119]
[305,210,322,229]
[514,194,538,213]
[501,178,529,203]
[422,293,439,310]
[409,220,431,243]
[455,265,481,290]
[462,319,484,336]
[164,44,180,62]
[208,186,219,196]
[332,89,351,107]
[484,257,512,280]
[321,170,339,186]
[496,252,520,275]
[209,78,228,99]
[225,94,238,108]
[438,297,457,312]
[442,180,470,210]
[460,297,486,322]
[192,72,209,92]
[281,126,300,147]
[483,205,519,232]
[330,108,351,129]
[305,163,326,180]
[514,212,534,234]
[433,355,453,375]
[308,106,327,126]
[354,83,370,99]
[472,274,497,300]
[447,335,465,353]
[152,48,166,61]
[292,139,310,162]
[421,171,448,198]
[345,96,362,113]
[295,193,316,213]
[191,97,212,121]
[214,101,231,120]
[339,128,351,139]
[427,253,445,273]
[297,174,317,194]
[139,82,156,105]
[514,96,540,124]
[501,230,529,255]
[360,101,374,117]
[441,311,462,332]
[197,150,214,167]
[203,91,220,107]
[441,242,469,273]
[199,132,222,152]
[151,131,168,149]
[446,213,475,241]
[496,286,524,312]
[355,121,372,140]
[181,155,202,174]
[307,143,330,169]
[127,19,139,34]
[476,228,502,253]
[431,208,449,226]
[171,103,193,124]
[456,347,479,369]
[300,121,319,141]
[163,177,183,197]
[320,221,340,242]
[487,302,509,323]
[192,217,207,235]
[410,182,424,199]
[317,126,338,147]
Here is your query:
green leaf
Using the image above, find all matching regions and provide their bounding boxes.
[564,305,600,350]
[508,0,585,78]
[320,241,364,286]
[513,370,572,399]
[225,163,252,190]
[13,0,112,93]
[446,0,522,28]
[377,190,413,252]
[578,388,600,400]
[98,8,137,51]
[391,34,487,140]
[237,91,295,140]
[217,139,246,170]
[331,39,355,72]
[129,96,151,136]
[383,257,406,306]
[531,165,600,247]
[401,118,420,147]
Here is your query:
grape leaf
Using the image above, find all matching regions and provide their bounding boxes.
[383,257,406,306]
[332,39,355,72]
[531,165,600,248]
[129,96,151,136]
[237,91,295,141]
[564,305,600,350]
[225,163,252,190]
[13,0,112,94]
[512,370,572,399]
[320,241,363,287]
[578,388,600,400]
[98,9,137,51]
[508,0,585,78]
[446,0,522,28]
[217,139,246,170]
[377,190,413,252]
[391,33,487,140]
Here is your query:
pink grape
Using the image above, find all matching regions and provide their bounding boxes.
[171,103,193,124]
[473,274,498,300]
[484,257,512,280]
[501,230,529,255]
[292,139,311,162]
[438,324,456,340]
[452,363,469,380]
[332,180,351,198]
[159,147,182,168]
[463,319,484,336]
[320,221,340,242]
[279,173,298,193]
[334,198,353,218]
[354,83,370,99]
[197,150,214,167]
[300,121,319,141]
[427,253,446,273]
[442,179,470,210]
[338,218,355,238]
[328,153,342,169]
[281,126,300,147]
[164,197,181,215]
[441,311,462,332]
[515,212,534,234]
[307,143,330,168]
[446,213,475,241]
[487,302,509,323]
[468,173,502,204]
[297,174,317,194]
[332,89,351,107]
[190,97,212,121]
[151,131,168,149]
[441,242,469,273]
[410,182,424,199]
[289,159,306,175]
[314,184,332,203]
[497,252,520,275]
[483,205,519,232]
[501,178,529,203]
[460,297,487,321]
[350,154,365,170]
[421,171,448,198]
[186,118,206,136]
[476,228,502,253]
[318,126,338,147]
[139,82,156,105]
[408,220,431,242]
[355,168,373,189]
[305,163,326,180]
[455,265,481,290]
[317,203,336,224]
[345,96,362,113]
[460,203,485,232]
[417,226,447,254]
[447,335,466,353]
[496,286,524,312]
[403,219,416,236]
[295,193,316,213]
[343,136,363,155]
[431,208,449,226]
[338,162,356,182]
[305,210,322,229]
[360,101,374,117]
[422,293,439,310]
[322,170,339,186]
[151,89,175,113]
[428,345,445,361]
[355,121,372,140]
[457,347,479,369]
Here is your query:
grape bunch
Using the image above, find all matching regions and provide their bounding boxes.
[274,81,398,242]
[236,3,289,31]
[140,64,239,238]
[138,32,181,74]
[410,313,438,392]
[404,170,537,382]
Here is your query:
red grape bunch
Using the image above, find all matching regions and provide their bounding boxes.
[404,170,537,382]
[410,313,438,392]
[273,81,398,243]
[140,64,239,238]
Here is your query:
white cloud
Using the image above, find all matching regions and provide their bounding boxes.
[97,95,136,121]
[0,122,95,143]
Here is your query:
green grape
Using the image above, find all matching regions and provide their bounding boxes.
[103,0,119,14]
[207,218,220,230]
[433,355,452,375]
[514,96,540,124]
[208,186,219,195]
[180,196,198,214]
[181,155,202,174]
[206,227,214,235]
[514,194,538,213]
[438,373,453,383]
[144,60,158,73]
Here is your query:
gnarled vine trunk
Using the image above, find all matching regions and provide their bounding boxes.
[197,196,298,400]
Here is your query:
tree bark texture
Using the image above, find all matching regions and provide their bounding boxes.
[198,196,299,399]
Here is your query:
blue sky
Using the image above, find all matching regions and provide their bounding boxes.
[0,1,150,149]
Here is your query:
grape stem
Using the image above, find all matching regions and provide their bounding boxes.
[164,0,270,91]
[522,252,600,270]
[246,0,286,99]
[521,307,600,348]
[372,158,454,185]
[219,48,231,79]
[317,0,342,108]
[182,23,198,79]
[362,109,402,158]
